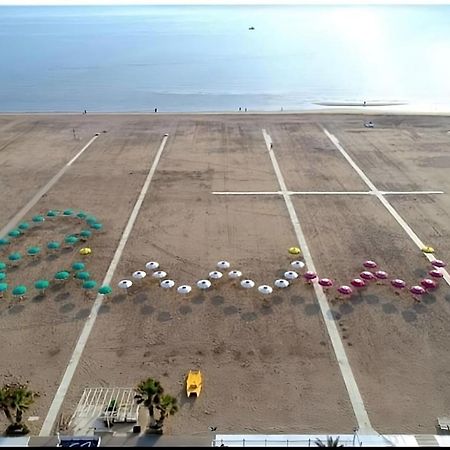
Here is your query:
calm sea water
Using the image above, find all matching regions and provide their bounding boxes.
[1,5,450,112]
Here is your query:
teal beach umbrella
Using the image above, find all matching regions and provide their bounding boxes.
[47,241,61,251]
[8,252,22,263]
[98,285,112,297]
[77,211,88,220]
[72,262,85,271]
[34,279,50,294]
[27,246,41,256]
[32,215,45,224]
[90,223,103,230]
[64,235,78,246]
[12,285,27,299]
[0,282,8,297]
[80,230,92,240]
[18,222,30,231]
[0,238,10,247]
[0,273,6,281]
[63,209,74,216]
[47,210,58,217]
[0,262,6,271]
[75,271,90,281]
[54,271,70,281]
[8,229,21,238]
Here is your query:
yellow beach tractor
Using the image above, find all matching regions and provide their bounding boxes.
[186,370,203,398]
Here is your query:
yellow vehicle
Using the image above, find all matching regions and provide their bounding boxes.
[186,370,203,398]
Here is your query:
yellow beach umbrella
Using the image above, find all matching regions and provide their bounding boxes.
[289,246,301,255]
[80,247,92,256]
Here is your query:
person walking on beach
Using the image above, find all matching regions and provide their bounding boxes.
[154,107,158,113]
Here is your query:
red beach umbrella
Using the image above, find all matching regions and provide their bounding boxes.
[363,260,377,269]
[318,278,333,289]
[420,278,437,290]
[360,271,375,281]
[410,285,426,300]
[351,278,366,288]
[391,278,406,289]
[429,269,444,279]
[431,259,446,268]
[337,285,353,297]
[303,271,317,283]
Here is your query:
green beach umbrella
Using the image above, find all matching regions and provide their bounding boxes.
[54,271,70,281]
[75,271,90,281]
[98,285,112,295]
[0,238,10,247]
[12,285,27,299]
[77,211,88,220]
[0,282,8,297]
[80,229,92,240]
[82,280,97,290]
[32,215,45,224]
[47,210,58,217]
[27,246,41,257]
[18,222,30,231]
[8,252,22,262]
[8,229,21,238]
[0,273,6,281]
[47,241,61,251]
[72,262,85,271]
[64,235,79,246]
[0,262,6,271]
[34,279,50,294]
[63,209,74,216]
[90,223,103,231]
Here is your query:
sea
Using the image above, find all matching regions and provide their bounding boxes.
[0,5,449,113]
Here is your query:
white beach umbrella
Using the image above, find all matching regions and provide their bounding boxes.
[240,279,255,289]
[197,279,212,290]
[160,279,175,289]
[177,285,192,295]
[258,285,273,295]
[152,271,167,279]
[217,260,231,270]
[145,261,160,270]
[118,279,133,293]
[209,271,223,280]
[284,271,299,280]
[290,260,305,270]
[132,270,147,280]
[228,270,242,279]
[274,279,290,288]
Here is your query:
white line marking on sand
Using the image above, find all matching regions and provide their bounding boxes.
[0,134,99,237]
[262,129,374,434]
[321,127,450,287]
[213,190,443,197]
[39,135,169,436]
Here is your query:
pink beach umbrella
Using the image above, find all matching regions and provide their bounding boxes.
[360,271,375,281]
[431,259,446,268]
[391,278,406,294]
[303,271,317,284]
[351,278,366,288]
[420,278,437,290]
[429,269,444,279]
[410,285,426,301]
[337,285,353,298]
[318,278,333,290]
[375,270,388,281]
[363,260,377,269]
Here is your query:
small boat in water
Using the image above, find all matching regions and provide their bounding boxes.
[248,26,255,30]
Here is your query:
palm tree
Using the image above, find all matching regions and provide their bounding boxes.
[315,436,344,447]
[155,394,179,431]
[0,383,39,435]
[134,378,164,430]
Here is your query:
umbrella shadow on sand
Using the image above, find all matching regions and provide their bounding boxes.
[111,294,127,304]
[140,304,155,315]
[178,304,192,315]
[8,303,25,314]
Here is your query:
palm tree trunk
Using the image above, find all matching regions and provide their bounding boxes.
[148,406,157,429]
[2,407,14,425]
[16,408,23,425]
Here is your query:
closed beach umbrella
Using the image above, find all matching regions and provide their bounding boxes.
[145,261,159,270]
[79,247,92,256]
[360,271,375,281]
[0,238,10,247]
[209,271,223,280]
[152,271,167,279]
[0,282,8,297]
[391,279,406,290]
[34,279,49,295]
[32,215,45,224]
[258,285,273,295]
[0,273,6,281]
[133,270,147,280]
[47,241,61,251]
[0,262,6,271]
[98,285,112,296]
[431,259,446,268]
[12,285,27,299]
[27,246,41,257]
[274,279,289,288]
[80,230,92,240]
[420,278,437,290]
[429,269,444,279]
[303,271,317,282]
[197,279,211,290]
[291,260,305,270]
[410,285,426,299]
[72,262,85,271]
[8,252,22,263]
[8,229,21,238]
[46,210,58,217]
[90,222,103,230]
[75,271,90,281]
[160,279,175,289]
[289,246,301,255]
[375,270,388,280]
[228,270,242,279]
[337,285,353,297]
[177,285,192,295]
[55,271,70,281]
[351,278,366,288]
[284,271,299,280]
[118,279,132,293]
[217,260,230,270]
[63,209,74,216]
[319,278,334,288]
[18,222,30,231]
[363,260,377,269]
[240,279,255,289]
